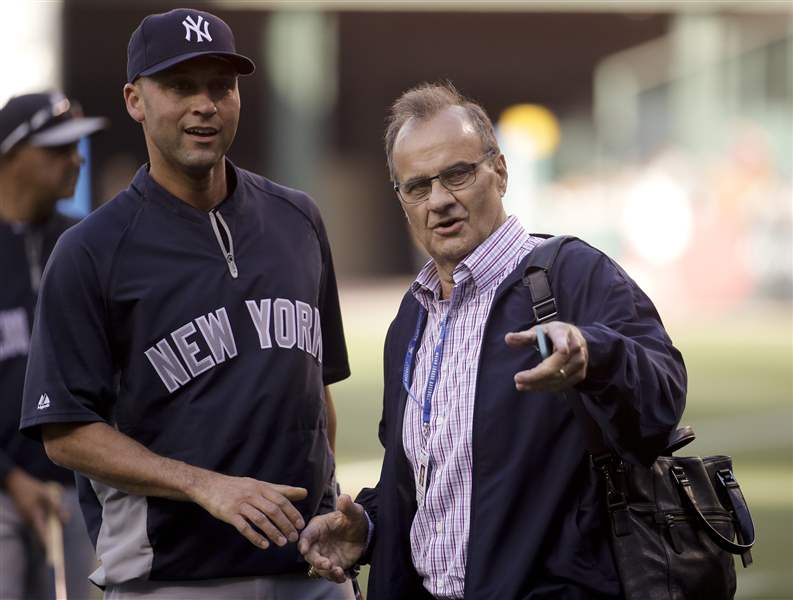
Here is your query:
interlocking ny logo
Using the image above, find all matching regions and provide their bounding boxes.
[182,15,212,43]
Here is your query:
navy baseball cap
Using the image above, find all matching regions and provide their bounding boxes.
[127,8,256,83]
[0,92,108,156]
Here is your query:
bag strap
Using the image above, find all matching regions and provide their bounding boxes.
[522,234,575,324]
[672,466,756,564]
[522,235,617,458]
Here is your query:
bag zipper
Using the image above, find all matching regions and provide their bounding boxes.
[651,509,734,554]
[209,209,238,279]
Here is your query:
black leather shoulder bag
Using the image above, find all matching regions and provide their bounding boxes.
[523,234,756,600]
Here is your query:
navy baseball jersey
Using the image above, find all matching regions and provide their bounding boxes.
[1,214,76,485]
[20,161,350,585]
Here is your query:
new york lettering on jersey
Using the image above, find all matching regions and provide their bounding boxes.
[145,300,323,393]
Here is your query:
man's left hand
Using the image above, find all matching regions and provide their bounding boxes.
[505,321,588,392]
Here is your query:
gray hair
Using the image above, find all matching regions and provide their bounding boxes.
[384,81,499,181]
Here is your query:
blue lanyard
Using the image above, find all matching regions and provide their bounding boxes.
[402,298,455,434]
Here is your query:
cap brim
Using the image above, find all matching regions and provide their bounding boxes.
[28,117,109,147]
[134,51,256,82]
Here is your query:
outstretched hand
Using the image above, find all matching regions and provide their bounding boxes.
[505,321,588,392]
[298,494,368,583]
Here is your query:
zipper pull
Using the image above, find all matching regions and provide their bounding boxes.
[226,253,238,278]
[209,209,239,279]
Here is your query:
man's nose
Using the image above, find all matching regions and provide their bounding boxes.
[192,91,218,117]
[67,145,83,168]
[425,178,456,210]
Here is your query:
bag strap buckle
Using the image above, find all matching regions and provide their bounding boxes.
[592,454,628,511]
[671,465,690,487]
[532,297,558,323]
[717,468,738,488]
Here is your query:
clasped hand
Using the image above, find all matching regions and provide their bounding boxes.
[298,494,368,583]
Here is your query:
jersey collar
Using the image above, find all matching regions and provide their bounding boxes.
[130,158,243,224]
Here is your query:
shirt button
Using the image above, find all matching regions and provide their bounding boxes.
[437,579,445,589]
[437,416,445,425]
[436,521,443,533]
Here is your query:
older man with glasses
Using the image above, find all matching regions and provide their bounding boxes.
[299,81,688,600]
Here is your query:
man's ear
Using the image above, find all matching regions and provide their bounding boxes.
[495,153,508,197]
[123,82,145,123]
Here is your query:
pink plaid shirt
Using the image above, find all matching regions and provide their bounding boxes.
[402,216,538,599]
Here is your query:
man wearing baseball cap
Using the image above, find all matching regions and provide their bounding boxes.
[0,91,106,599]
[20,8,354,599]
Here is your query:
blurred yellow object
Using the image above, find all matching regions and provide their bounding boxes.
[498,103,560,159]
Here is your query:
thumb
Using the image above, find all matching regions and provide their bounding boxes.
[505,328,537,347]
[272,485,308,501]
[338,494,361,520]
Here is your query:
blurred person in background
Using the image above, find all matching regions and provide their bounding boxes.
[18,8,353,600]
[299,82,687,599]
[0,91,106,600]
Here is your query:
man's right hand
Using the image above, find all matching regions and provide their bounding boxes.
[4,468,67,547]
[41,421,309,550]
[298,494,368,583]
[190,471,308,550]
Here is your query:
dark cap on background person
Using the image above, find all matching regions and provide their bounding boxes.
[0,92,108,156]
[127,8,256,83]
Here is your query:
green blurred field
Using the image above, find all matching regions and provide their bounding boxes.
[332,282,793,599]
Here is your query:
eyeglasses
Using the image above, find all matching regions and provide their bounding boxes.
[393,149,497,205]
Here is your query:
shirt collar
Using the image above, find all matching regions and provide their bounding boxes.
[130,158,242,224]
[410,215,530,306]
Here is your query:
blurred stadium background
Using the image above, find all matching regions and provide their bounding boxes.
[5,1,791,598]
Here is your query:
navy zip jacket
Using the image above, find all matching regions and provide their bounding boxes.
[356,238,687,600]
[20,161,350,585]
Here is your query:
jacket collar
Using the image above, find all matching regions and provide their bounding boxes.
[130,158,243,224]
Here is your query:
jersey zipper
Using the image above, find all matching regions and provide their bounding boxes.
[208,209,239,279]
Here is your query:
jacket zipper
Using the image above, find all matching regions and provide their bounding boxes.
[209,209,238,279]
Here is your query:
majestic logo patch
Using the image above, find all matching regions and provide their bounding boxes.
[37,394,51,410]
[182,15,212,43]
